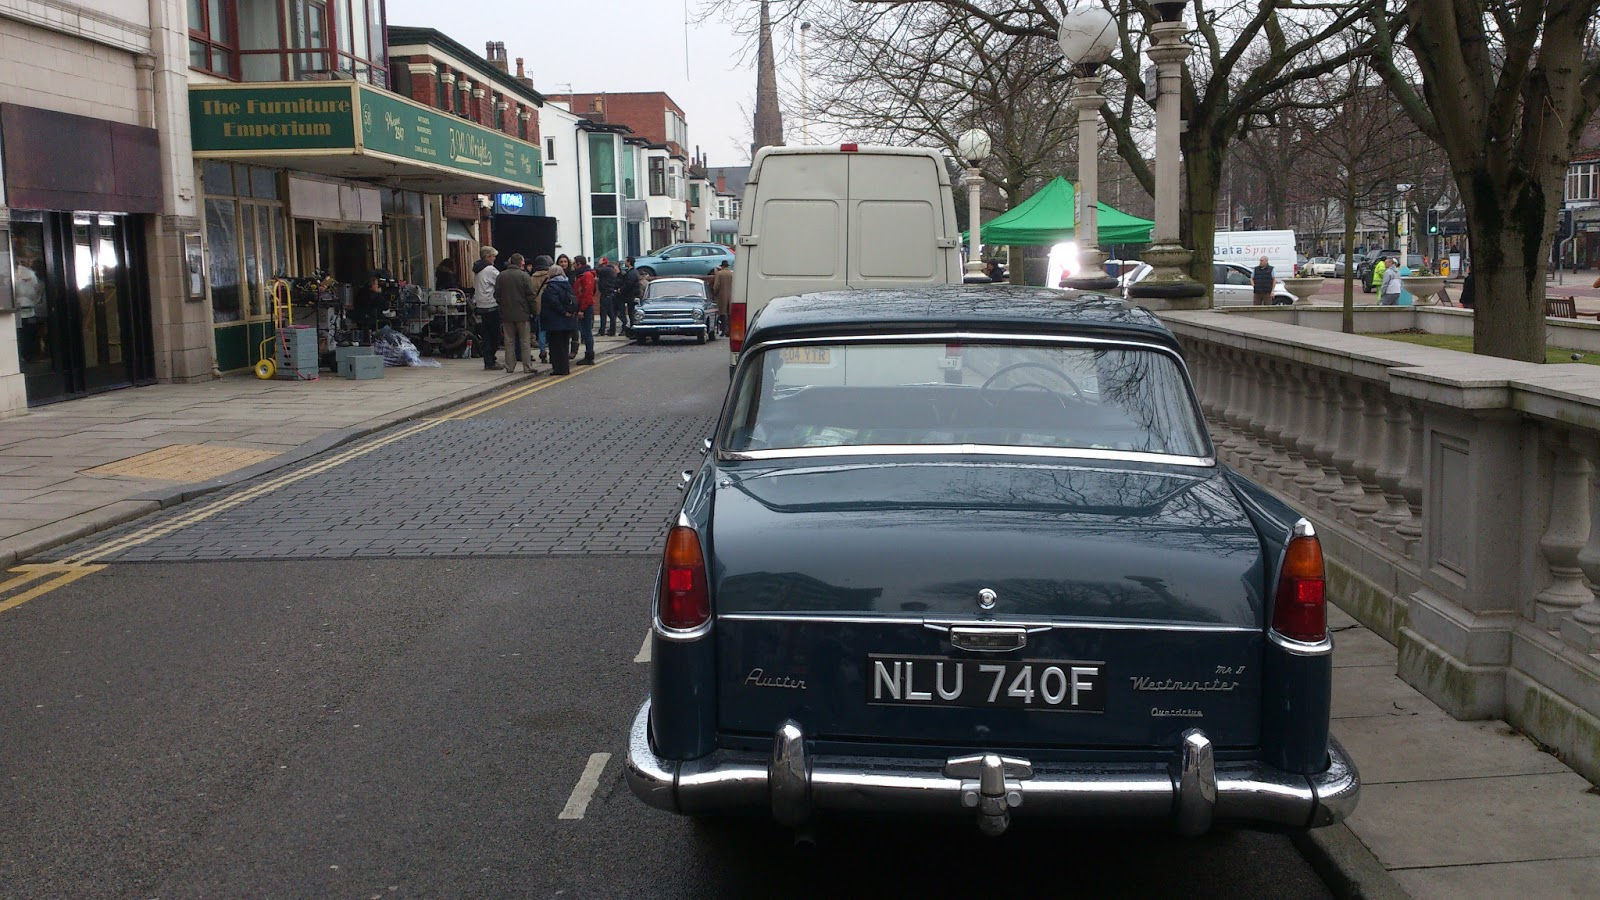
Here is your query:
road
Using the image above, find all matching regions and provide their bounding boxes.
[0,340,1332,897]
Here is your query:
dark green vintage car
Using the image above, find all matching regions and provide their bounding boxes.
[626,287,1358,837]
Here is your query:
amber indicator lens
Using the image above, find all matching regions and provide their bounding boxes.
[659,525,710,630]
[1273,534,1326,643]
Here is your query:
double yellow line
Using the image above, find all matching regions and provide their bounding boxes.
[2,358,618,611]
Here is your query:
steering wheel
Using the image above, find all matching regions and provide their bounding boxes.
[980,360,1087,404]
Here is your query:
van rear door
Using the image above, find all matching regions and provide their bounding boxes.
[845,152,960,288]
[745,152,850,300]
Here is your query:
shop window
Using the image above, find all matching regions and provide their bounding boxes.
[203,164,287,326]
[189,0,238,77]
[382,190,428,285]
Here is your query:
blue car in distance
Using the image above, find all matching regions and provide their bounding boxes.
[627,286,1359,838]
[632,242,735,278]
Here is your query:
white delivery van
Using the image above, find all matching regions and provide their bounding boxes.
[728,145,963,362]
[1212,230,1298,278]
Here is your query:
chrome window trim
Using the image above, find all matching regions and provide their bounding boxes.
[716,611,1259,634]
[719,331,1215,467]
[721,444,1216,466]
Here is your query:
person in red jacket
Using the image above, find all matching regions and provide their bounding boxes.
[571,255,597,365]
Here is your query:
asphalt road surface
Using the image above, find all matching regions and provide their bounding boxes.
[0,341,1332,898]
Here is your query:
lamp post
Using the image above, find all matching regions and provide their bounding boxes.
[1126,1,1206,306]
[1057,5,1120,291]
[800,21,811,143]
[957,128,993,283]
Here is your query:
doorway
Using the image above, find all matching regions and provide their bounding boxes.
[317,229,374,284]
[11,211,153,405]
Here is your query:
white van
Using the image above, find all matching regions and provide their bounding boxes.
[1213,230,1298,278]
[728,145,963,362]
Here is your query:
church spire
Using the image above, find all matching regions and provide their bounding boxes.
[751,0,785,157]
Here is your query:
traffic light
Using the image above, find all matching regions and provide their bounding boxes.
[1426,209,1440,235]
[1559,208,1575,240]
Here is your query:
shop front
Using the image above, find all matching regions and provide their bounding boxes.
[189,81,542,373]
[3,104,160,406]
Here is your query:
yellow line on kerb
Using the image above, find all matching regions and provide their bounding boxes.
[0,357,624,614]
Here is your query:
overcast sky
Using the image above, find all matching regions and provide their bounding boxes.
[385,0,758,166]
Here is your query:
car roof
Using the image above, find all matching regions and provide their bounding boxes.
[746,286,1182,352]
[651,276,706,283]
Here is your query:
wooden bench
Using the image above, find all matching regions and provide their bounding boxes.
[1546,296,1578,318]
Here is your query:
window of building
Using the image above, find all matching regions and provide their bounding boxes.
[588,133,617,194]
[649,157,667,196]
[689,183,701,207]
[218,0,387,85]
[1569,162,1599,203]
[189,0,238,77]
[380,190,428,286]
[623,147,638,199]
[592,218,620,262]
[202,162,288,326]
[545,137,556,163]
[663,109,688,149]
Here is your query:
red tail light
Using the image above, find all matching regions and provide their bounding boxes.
[729,302,747,352]
[840,142,859,152]
[1273,524,1326,643]
[658,525,710,630]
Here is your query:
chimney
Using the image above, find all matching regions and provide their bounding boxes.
[492,42,510,71]
[516,58,524,78]
[716,173,726,192]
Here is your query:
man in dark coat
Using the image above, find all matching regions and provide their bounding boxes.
[595,258,621,336]
[494,253,546,374]
[539,257,578,375]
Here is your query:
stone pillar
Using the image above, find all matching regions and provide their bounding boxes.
[1062,70,1116,291]
[146,0,211,383]
[1126,16,1204,308]
[519,110,533,142]
[440,70,457,114]
[407,61,438,106]
[472,87,487,126]
[1535,433,1596,628]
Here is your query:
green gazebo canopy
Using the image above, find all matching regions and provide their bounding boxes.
[966,176,1154,246]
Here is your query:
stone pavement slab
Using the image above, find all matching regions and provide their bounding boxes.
[1313,606,1600,898]
[0,338,632,565]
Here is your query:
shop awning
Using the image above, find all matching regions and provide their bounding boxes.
[190,82,543,194]
[964,176,1153,246]
[446,219,476,242]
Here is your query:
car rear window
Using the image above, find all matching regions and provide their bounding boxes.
[723,340,1210,459]
[647,281,706,299]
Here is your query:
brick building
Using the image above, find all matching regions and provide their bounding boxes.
[386,30,549,271]
[1565,113,1600,270]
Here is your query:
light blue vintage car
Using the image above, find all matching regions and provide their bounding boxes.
[633,243,735,278]
[627,286,1359,838]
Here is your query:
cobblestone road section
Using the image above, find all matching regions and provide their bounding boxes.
[48,414,717,562]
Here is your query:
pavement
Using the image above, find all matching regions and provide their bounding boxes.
[1305,270,1600,314]
[0,334,635,566]
[3,322,1600,896]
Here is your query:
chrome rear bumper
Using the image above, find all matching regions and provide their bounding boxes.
[625,699,1358,835]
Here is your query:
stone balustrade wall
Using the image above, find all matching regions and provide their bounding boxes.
[1163,310,1600,784]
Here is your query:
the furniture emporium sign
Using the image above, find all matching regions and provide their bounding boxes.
[189,84,356,151]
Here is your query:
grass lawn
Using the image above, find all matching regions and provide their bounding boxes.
[1361,331,1600,365]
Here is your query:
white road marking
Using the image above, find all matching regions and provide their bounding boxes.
[558,752,612,820]
[634,629,652,664]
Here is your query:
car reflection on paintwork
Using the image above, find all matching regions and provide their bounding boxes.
[625,285,1359,840]
[629,277,720,345]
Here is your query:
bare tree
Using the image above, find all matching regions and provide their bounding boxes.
[802,2,1089,279]
[1370,0,1600,360]
[1295,62,1420,332]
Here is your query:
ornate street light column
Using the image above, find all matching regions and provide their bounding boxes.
[1127,1,1206,307]
[957,128,994,283]
[1057,7,1119,291]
